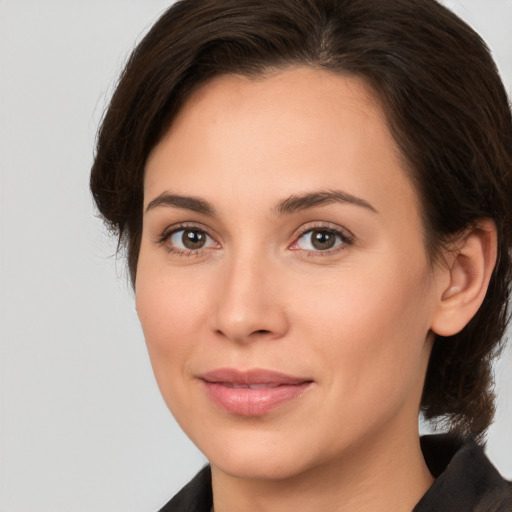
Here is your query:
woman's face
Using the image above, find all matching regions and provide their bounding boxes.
[137,68,444,479]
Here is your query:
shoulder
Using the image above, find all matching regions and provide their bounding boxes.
[415,434,512,511]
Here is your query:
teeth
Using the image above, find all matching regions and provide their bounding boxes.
[224,383,280,389]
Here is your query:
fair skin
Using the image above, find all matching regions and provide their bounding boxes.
[136,67,496,512]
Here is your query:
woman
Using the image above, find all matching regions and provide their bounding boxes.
[90,0,512,510]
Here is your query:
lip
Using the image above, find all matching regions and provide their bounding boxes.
[197,368,313,416]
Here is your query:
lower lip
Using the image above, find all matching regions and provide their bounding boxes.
[201,381,312,416]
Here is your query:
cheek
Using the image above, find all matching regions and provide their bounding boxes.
[137,282,202,342]
[136,248,209,341]
[296,256,434,400]
[135,257,207,393]
[136,282,198,429]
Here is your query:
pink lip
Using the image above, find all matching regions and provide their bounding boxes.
[198,368,313,416]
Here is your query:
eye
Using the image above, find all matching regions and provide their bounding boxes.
[159,226,219,255]
[293,227,351,253]
[170,229,212,250]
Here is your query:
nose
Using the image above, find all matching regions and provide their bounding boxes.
[209,252,289,344]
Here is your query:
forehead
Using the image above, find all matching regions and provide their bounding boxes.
[164,67,386,154]
[177,66,381,121]
[144,67,418,224]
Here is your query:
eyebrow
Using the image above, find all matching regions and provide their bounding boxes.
[274,190,378,215]
[145,193,216,216]
[145,189,377,216]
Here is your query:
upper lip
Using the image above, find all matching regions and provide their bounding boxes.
[198,368,313,387]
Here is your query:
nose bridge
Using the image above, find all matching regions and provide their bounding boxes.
[211,243,287,342]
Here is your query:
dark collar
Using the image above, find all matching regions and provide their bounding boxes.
[159,435,511,511]
[414,434,511,511]
[159,464,212,512]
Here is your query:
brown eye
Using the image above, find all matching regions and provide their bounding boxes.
[295,228,348,252]
[182,229,206,249]
[311,230,336,250]
[167,228,217,253]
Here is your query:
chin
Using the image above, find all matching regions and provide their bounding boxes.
[192,424,322,481]
[211,449,308,481]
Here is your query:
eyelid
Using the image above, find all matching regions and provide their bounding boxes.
[155,221,213,240]
[294,221,354,240]
[289,222,354,254]
[155,222,220,255]
[154,221,353,257]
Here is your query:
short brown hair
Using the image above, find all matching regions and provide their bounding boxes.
[91,0,512,439]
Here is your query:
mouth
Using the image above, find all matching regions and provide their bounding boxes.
[197,368,314,416]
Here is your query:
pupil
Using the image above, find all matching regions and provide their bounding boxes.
[312,230,335,250]
[182,230,205,249]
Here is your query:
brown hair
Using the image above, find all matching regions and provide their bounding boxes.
[90,0,512,439]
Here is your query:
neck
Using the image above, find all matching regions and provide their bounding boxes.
[211,429,434,512]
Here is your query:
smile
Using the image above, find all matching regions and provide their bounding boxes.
[198,368,313,416]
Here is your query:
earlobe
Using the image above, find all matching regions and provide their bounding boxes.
[431,219,497,337]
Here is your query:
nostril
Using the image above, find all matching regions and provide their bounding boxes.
[214,328,271,340]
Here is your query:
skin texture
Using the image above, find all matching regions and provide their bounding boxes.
[136,68,496,512]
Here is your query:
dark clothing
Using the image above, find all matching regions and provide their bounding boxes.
[413,435,511,511]
[159,465,212,512]
[159,435,512,511]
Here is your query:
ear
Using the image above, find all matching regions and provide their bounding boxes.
[430,219,498,337]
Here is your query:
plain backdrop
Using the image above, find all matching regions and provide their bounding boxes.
[0,1,511,511]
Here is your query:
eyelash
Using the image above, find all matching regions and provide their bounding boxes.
[156,223,218,257]
[155,222,354,258]
[291,223,354,257]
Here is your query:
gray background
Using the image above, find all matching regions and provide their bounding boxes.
[0,1,510,511]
